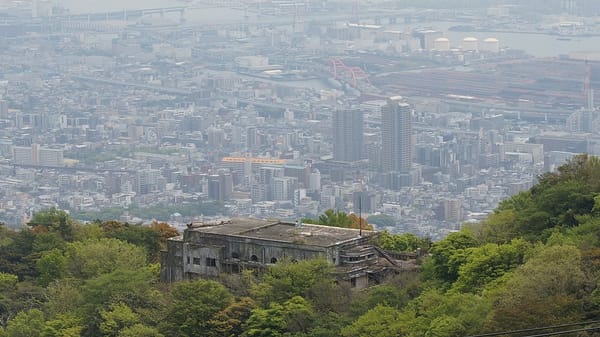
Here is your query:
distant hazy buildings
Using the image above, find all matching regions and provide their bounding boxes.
[135,169,163,195]
[415,30,443,50]
[13,144,64,167]
[0,100,7,119]
[522,0,600,15]
[208,172,233,202]
[333,108,363,162]
[437,198,463,222]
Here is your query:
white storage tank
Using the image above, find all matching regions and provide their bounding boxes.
[433,37,450,51]
[481,37,500,53]
[421,30,443,50]
[462,37,479,51]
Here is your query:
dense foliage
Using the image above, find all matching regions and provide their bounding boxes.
[2,155,600,336]
[302,209,374,230]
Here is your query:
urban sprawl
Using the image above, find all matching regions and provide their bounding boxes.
[1,0,600,239]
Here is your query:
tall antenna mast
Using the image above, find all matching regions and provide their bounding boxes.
[359,196,362,237]
[584,60,593,110]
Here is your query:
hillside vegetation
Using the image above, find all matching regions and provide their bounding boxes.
[1,154,600,336]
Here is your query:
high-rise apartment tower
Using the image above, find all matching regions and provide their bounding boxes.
[333,108,363,162]
[381,97,412,173]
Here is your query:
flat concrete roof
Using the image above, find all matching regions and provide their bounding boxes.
[187,218,272,236]
[186,218,376,247]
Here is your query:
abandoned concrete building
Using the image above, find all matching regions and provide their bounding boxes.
[160,218,416,289]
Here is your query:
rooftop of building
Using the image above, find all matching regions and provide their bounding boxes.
[183,218,377,247]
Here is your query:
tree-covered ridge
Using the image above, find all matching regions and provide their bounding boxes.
[1,154,600,336]
[477,154,600,242]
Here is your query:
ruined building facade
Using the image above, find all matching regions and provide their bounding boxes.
[160,218,412,289]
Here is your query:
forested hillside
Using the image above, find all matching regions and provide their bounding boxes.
[1,155,600,337]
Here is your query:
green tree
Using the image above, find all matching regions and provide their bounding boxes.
[0,281,45,330]
[533,179,594,229]
[378,231,430,253]
[243,296,315,337]
[72,223,105,242]
[565,216,600,249]
[65,238,147,279]
[341,305,405,337]
[0,224,13,247]
[533,154,600,193]
[42,313,83,337]
[426,316,465,337]
[242,305,286,337]
[280,296,315,333]
[422,230,478,285]
[31,232,65,254]
[485,244,587,331]
[303,209,353,228]
[118,324,164,337]
[306,278,353,314]
[0,273,18,328]
[207,297,256,337]
[452,239,530,293]
[306,311,348,337]
[80,267,157,337]
[0,274,17,291]
[0,230,37,279]
[5,309,45,337]
[29,208,75,241]
[412,290,491,335]
[349,284,410,319]
[365,285,408,310]
[80,267,156,310]
[99,303,139,337]
[102,223,161,261]
[253,259,332,304]
[163,279,233,337]
[474,208,520,244]
[318,209,352,228]
[44,279,82,318]
[36,249,67,287]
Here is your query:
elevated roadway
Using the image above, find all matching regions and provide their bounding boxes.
[54,6,187,22]
[72,75,195,96]
[11,163,136,174]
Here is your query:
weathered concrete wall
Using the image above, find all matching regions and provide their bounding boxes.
[185,231,331,263]
[160,238,185,282]
[183,245,222,277]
